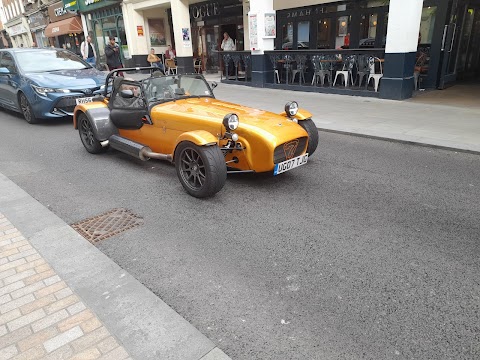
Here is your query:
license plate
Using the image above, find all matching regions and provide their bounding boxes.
[273,154,308,175]
[75,97,94,105]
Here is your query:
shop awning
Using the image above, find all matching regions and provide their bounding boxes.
[44,16,82,37]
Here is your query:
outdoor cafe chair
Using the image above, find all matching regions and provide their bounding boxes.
[355,55,369,87]
[311,55,332,86]
[333,55,356,87]
[366,56,383,92]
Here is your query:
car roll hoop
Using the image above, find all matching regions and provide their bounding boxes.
[104,66,160,97]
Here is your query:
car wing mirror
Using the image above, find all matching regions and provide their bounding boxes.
[211,81,218,89]
[0,67,10,75]
[120,89,134,98]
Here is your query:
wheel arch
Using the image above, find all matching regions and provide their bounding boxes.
[173,130,219,159]
[75,105,118,142]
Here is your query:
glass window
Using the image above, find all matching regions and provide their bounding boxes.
[282,22,293,50]
[297,21,310,49]
[336,15,351,48]
[359,13,377,48]
[0,52,16,73]
[317,19,332,49]
[419,6,437,44]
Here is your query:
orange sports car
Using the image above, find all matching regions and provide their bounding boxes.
[73,67,318,198]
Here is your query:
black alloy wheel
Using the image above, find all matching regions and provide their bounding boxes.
[78,113,107,154]
[19,93,38,124]
[175,142,227,198]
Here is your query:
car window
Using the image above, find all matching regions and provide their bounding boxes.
[15,49,89,73]
[143,75,213,103]
[0,52,17,74]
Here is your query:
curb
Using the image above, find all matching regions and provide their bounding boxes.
[0,173,231,360]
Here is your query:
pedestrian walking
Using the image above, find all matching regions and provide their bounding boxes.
[81,35,97,66]
[105,36,123,74]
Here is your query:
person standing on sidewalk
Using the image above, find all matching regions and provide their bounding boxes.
[81,35,97,66]
[105,36,123,73]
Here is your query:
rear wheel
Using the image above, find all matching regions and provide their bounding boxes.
[19,93,39,124]
[299,119,319,156]
[175,142,227,198]
[78,113,108,154]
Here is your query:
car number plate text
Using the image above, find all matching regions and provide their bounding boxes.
[75,97,94,105]
[274,154,308,175]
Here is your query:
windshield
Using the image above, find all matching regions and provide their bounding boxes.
[15,49,89,73]
[143,74,213,103]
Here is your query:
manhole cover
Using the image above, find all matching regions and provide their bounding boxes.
[71,208,143,243]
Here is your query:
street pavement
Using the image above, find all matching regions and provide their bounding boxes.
[0,80,479,359]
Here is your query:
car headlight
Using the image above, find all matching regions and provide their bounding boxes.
[100,85,106,90]
[223,113,239,131]
[31,85,71,96]
[285,101,299,116]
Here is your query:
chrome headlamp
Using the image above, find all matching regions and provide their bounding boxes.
[285,101,299,116]
[31,84,71,96]
[223,113,239,131]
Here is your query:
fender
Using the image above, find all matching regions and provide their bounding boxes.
[279,108,313,121]
[73,102,118,142]
[174,130,219,154]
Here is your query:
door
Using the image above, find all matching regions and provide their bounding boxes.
[438,0,463,88]
[0,52,20,110]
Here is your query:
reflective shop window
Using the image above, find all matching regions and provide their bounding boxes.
[420,6,437,44]
[0,52,16,73]
[336,15,351,48]
[359,0,389,8]
[282,22,293,50]
[297,21,310,49]
[317,19,332,49]
[359,13,378,48]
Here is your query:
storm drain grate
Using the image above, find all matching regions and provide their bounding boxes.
[71,208,143,243]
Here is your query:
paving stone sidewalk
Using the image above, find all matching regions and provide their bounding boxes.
[0,213,131,360]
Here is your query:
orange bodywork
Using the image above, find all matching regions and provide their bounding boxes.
[74,97,310,173]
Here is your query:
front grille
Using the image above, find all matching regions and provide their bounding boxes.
[274,137,308,163]
[54,96,83,113]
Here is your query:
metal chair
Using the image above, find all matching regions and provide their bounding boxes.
[194,58,202,73]
[333,55,356,87]
[165,59,177,75]
[291,55,307,85]
[311,55,332,86]
[355,55,369,87]
[366,57,383,92]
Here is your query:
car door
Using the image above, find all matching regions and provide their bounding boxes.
[0,52,21,110]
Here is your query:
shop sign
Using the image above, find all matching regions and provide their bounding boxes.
[137,26,143,36]
[50,1,77,21]
[63,0,120,13]
[286,9,312,19]
[29,12,48,29]
[190,2,220,19]
[8,24,27,36]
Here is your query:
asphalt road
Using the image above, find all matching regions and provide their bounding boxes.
[0,108,479,360]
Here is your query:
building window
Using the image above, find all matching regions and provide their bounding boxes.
[420,6,436,44]
[281,22,293,50]
[359,13,377,48]
[297,21,310,49]
[317,19,332,49]
[336,15,351,48]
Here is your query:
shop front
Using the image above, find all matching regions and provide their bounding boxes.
[64,0,127,67]
[45,2,83,55]
[28,10,49,48]
[0,23,12,48]
[187,0,245,72]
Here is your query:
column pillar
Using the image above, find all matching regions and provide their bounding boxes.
[170,0,193,74]
[380,0,423,100]
[248,0,275,87]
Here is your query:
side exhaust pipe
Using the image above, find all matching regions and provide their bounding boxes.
[108,135,172,162]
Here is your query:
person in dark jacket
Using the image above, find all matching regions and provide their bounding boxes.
[105,36,123,73]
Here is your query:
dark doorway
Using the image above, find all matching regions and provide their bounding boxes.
[220,24,237,49]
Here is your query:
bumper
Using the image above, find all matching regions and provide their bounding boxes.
[30,91,103,119]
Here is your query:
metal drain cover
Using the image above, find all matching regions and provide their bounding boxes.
[71,208,143,243]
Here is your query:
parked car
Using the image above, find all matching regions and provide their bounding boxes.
[73,67,319,198]
[0,48,106,124]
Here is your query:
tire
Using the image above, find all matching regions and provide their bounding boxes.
[78,113,108,154]
[299,119,319,156]
[175,142,227,198]
[19,93,39,124]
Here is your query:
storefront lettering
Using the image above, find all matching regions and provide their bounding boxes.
[84,0,102,6]
[54,7,67,17]
[286,9,311,18]
[52,27,60,33]
[191,2,220,19]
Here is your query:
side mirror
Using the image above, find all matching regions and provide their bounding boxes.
[120,89,134,98]
[211,81,218,89]
[0,67,10,75]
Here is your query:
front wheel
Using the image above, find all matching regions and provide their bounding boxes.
[299,119,319,156]
[175,142,227,198]
[19,93,39,124]
[78,113,108,154]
